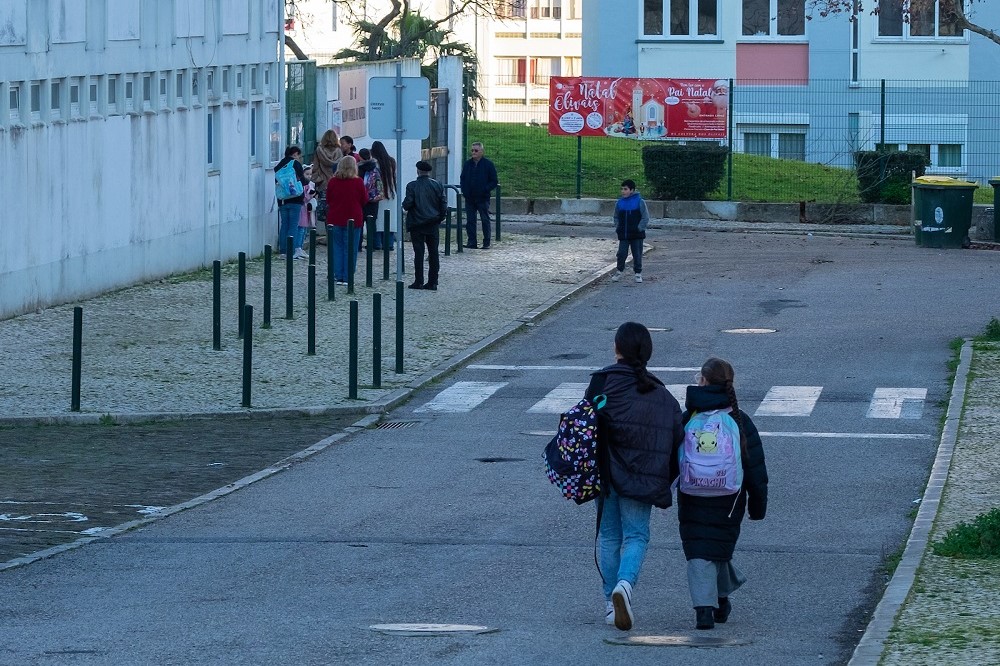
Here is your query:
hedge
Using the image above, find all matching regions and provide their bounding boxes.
[641,143,729,201]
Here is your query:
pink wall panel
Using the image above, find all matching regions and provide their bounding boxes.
[736,43,809,84]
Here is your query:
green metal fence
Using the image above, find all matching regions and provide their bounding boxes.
[286,61,317,162]
[473,77,1000,204]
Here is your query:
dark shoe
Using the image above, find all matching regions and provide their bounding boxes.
[407,282,424,290]
[481,243,491,249]
[695,606,715,630]
[421,284,437,291]
[463,244,477,249]
[714,597,731,623]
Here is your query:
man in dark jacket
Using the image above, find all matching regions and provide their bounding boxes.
[401,161,447,290]
[459,142,498,249]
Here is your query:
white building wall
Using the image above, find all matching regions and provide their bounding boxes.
[0,0,281,320]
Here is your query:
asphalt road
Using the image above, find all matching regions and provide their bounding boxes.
[1,230,998,665]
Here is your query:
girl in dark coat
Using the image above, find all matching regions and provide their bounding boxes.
[585,322,684,631]
[679,357,768,630]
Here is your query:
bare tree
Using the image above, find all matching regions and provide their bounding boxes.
[807,0,999,47]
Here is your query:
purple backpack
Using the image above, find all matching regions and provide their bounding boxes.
[679,408,744,496]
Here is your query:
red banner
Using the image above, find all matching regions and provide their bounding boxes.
[548,77,728,140]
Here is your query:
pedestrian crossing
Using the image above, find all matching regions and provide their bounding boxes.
[412,381,930,420]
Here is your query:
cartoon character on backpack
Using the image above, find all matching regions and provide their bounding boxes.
[679,409,743,496]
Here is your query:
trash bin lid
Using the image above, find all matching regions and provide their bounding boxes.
[912,175,977,188]
[989,177,1000,186]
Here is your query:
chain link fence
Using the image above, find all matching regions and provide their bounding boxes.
[470,77,1000,203]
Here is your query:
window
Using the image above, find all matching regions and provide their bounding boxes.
[498,0,526,17]
[564,56,582,76]
[533,57,560,85]
[207,70,215,98]
[222,68,230,95]
[745,132,771,156]
[8,84,19,121]
[142,74,152,107]
[126,77,135,111]
[743,0,804,37]
[777,133,805,160]
[30,82,41,116]
[530,0,561,19]
[250,104,258,160]
[567,0,580,19]
[251,66,258,93]
[50,80,63,118]
[176,72,184,100]
[889,143,963,170]
[207,110,216,167]
[69,82,80,117]
[878,0,962,38]
[938,144,962,168]
[497,58,527,85]
[331,2,338,29]
[644,0,718,37]
[108,76,118,109]
[236,69,243,96]
[192,71,200,102]
[159,73,168,107]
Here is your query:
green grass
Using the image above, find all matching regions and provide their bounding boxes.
[934,508,1000,559]
[469,120,997,204]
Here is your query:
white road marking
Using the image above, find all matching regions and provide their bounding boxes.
[527,383,589,414]
[754,386,823,417]
[759,431,931,440]
[867,388,928,419]
[414,381,507,413]
[467,365,700,372]
[665,385,690,402]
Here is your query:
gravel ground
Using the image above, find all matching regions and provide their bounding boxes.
[880,340,1000,665]
[0,233,616,418]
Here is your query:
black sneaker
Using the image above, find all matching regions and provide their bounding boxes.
[714,597,731,623]
[463,244,477,249]
[421,284,438,291]
[695,606,715,630]
[407,282,424,290]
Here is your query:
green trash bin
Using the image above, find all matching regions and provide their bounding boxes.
[989,177,1000,242]
[911,176,977,248]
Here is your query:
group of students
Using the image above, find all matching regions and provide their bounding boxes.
[274,132,399,285]
[583,322,768,632]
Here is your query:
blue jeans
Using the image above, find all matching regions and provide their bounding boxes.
[278,204,302,256]
[294,226,308,252]
[598,488,652,599]
[464,196,491,247]
[616,238,643,274]
[331,225,359,282]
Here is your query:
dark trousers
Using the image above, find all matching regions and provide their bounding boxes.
[616,238,643,273]
[410,226,440,286]
[465,196,491,247]
[362,202,379,250]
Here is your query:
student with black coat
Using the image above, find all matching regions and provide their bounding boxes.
[679,357,769,630]
[584,322,684,632]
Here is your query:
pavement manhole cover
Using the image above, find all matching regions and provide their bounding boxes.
[370,624,498,637]
[605,635,751,648]
[375,421,423,430]
[476,457,525,463]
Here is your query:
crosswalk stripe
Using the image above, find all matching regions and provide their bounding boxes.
[414,381,507,413]
[754,386,823,417]
[867,388,928,419]
[760,431,932,440]
[665,385,690,403]
[467,365,700,372]
[527,383,589,414]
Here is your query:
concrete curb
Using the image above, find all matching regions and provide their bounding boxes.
[0,256,624,572]
[847,339,974,665]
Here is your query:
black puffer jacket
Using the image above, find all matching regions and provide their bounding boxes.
[586,363,683,508]
[678,384,768,561]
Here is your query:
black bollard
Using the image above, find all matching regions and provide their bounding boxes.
[347,219,355,295]
[238,251,246,338]
[212,260,221,350]
[285,235,294,319]
[382,209,391,281]
[395,280,404,374]
[242,304,253,408]
[307,262,316,356]
[373,293,381,389]
[456,195,464,253]
[326,224,336,301]
[495,184,502,242]
[366,216,375,287]
[71,306,82,412]
[263,245,272,329]
[349,300,359,399]
[309,227,317,265]
[445,208,452,257]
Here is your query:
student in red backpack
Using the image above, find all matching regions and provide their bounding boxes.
[585,321,683,631]
[679,358,768,630]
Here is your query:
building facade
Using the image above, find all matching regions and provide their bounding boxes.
[285,0,583,122]
[581,1,1000,183]
[0,0,281,319]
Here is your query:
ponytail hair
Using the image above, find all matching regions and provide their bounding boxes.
[614,321,656,394]
[700,357,748,455]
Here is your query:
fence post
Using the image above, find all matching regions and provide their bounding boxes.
[365,216,374,288]
[327,224,336,300]
[212,260,221,350]
[71,306,82,412]
[238,251,246,338]
[373,292,382,389]
[307,262,316,355]
[285,236,294,319]
[347,220,356,295]
[262,246,272,329]
[445,207,452,256]
[880,79,886,148]
[309,227,317,265]
[727,77,734,202]
[242,304,253,408]
[456,194,464,252]
[395,280,404,374]
[495,184,502,243]
[382,209,391,281]
[576,136,582,199]
[349,300,359,399]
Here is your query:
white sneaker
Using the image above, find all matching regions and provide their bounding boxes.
[611,271,622,282]
[294,248,309,260]
[605,600,615,625]
[611,580,634,631]
[635,273,643,283]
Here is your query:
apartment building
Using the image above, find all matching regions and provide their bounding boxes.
[0,0,281,318]
[284,0,583,122]
[581,1,1000,183]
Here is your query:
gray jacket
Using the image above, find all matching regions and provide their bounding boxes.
[402,175,447,230]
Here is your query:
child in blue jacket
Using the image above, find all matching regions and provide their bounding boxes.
[612,180,650,283]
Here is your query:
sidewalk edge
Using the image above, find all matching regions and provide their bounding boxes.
[847,338,974,665]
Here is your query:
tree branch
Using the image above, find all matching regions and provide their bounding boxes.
[284,34,308,61]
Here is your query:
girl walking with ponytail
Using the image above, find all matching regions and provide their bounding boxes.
[584,322,684,631]
[679,358,768,630]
